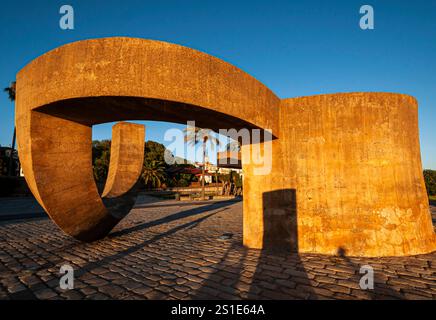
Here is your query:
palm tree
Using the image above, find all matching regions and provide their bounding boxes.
[184,127,220,200]
[4,82,16,176]
[141,160,167,189]
[225,139,241,152]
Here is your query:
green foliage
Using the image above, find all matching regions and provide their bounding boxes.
[184,127,221,199]
[92,137,237,191]
[167,173,192,188]
[94,151,110,182]
[166,169,197,187]
[179,173,192,182]
[219,174,230,183]
[235,174,243,188]
[423,169,436,196]
[92,140,111,182]
[4,82,16,102]
[177,178,190,187]
[184,127,220,150]
[92,139,174,186]
[219,171,242,187]
[142,160,167,188]
[143,141,176,189]
[144,140,168,164]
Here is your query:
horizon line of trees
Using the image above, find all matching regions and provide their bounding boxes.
[92,139,242,191]
[424,169,436,197]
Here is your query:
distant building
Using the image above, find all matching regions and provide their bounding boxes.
[194,157,243,179]
[215,151,243,177]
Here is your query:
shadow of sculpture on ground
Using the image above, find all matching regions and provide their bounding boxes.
[15,200,234,283]
[335,247,406,299]
[192,242,249,299]
[193,189,317,299]
[246,189,316,299]
[75,212,221,278]
[109,199,239,238]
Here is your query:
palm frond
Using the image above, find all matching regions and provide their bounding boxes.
[4,81,16,102]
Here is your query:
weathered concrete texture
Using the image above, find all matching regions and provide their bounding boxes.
[280,93,436,256]
[15,37,278,244]
[102,122,145,199]
[15,112,144,241]
[16,37,279,133]
[15,37,436,256]
[244,93,436,256]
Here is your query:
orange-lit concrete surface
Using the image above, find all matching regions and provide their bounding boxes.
[15,37,436,256]
[14,112,144,241]
[243,93,436,256]
[102,122,145,199]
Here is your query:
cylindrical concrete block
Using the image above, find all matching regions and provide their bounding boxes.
[278,93,436,256]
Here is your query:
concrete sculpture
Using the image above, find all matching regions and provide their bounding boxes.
[15,37,436,256]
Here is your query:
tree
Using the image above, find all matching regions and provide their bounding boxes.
[423,170,436,196]
[225,139,241,152]
[92,140,111,182]
[184,127,220,200]
[3,81,16,176]
[142,160,167,189]
[92,138,201,190]
[144,140,168,164]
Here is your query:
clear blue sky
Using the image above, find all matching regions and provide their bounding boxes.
[0,0,435,168]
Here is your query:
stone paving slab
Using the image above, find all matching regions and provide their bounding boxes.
[0,195,435,300]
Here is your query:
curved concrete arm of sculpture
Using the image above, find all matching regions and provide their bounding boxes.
[101,122,145,221]
[102,123,145,199]
[17,113,144,242]
[15,37,436,256]
[15,37,278,243]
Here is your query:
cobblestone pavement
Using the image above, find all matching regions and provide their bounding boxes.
[0,195,435,300]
